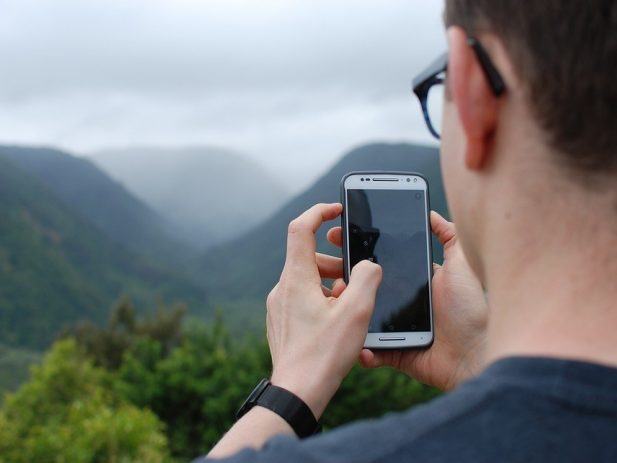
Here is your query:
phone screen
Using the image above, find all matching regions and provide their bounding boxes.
[346,188,431,333]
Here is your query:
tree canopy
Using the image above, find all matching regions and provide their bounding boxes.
[0,301,439,461]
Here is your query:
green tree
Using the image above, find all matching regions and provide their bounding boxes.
[59,303,439,460]
[115,312,439,458]
[0,339,169,463]
[63,297,186,370]
[323,365,440,429]
[117,316,271,459]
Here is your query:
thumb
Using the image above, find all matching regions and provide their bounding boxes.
[339,260,382,322]
[359,348,408,372]
[430,211,456,248]
[359,349,384,368]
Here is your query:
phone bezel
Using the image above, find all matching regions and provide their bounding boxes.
[341,171,434,349]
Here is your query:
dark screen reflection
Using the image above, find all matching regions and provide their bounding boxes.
[347,189,430,333]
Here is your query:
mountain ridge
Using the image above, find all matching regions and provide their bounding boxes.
[0,154,208,349]
[0,145,192,265]
[199,142,448,317]
[90,146,290,249]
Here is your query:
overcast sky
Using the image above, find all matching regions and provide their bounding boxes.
[0,0,445,191]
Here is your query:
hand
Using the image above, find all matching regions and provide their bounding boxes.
[327,211,488,391]
[267,203,382,419]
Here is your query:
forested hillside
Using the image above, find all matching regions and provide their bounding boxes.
[0,155,207,349]
[0,303,439,461]
[0,142,445,348]
[0,145,192,265]
[0,142,446,460]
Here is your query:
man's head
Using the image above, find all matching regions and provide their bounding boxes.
[435,0,617,282]
[445,0,617,172]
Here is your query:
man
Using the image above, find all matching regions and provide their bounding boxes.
[199,1,617,461]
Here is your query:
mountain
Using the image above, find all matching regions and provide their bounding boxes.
[89,146,290,249]
[198,143,447,326]
[0,145,192,265]
[0,155,208,350]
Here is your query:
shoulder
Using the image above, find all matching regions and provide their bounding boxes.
[197,376,506,463]
[197,357,617,463]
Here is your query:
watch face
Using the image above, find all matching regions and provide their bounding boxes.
[236,378,270,419]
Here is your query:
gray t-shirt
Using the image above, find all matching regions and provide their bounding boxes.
[196,357,617,462]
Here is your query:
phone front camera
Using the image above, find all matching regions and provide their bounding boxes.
[361,178,365,182]
[406,178,410,182]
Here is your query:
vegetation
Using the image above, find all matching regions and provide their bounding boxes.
[0,339,169,463]
[0,154,208,350]
[0,302,439,462]
[0,345,41,397]
[0,145,194,266]
[0,143,444,461]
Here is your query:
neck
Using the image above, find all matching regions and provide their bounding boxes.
[482,174,617,369]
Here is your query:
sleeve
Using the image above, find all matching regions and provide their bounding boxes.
[191,384,485,463]
[191,410,424,463]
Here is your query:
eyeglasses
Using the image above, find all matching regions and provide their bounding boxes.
[412,37,507,140]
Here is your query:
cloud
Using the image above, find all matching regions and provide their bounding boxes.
[0,0,445,190]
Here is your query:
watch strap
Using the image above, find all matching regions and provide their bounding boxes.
[236,379,321,438]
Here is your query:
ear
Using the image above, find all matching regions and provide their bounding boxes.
[447,27,499,171]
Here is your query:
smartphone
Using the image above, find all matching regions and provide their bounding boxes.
[341,172,434,349]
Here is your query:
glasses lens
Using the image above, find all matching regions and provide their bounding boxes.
[427,80,445,138]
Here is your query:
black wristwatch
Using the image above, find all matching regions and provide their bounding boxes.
[236,379,321,438]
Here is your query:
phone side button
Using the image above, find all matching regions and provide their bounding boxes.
[378,337,406,341]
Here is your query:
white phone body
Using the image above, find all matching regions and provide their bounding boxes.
[341,172,434,349]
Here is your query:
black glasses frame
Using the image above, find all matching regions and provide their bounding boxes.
[412,37,506,140]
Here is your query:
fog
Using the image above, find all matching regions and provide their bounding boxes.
[0,0,445,191]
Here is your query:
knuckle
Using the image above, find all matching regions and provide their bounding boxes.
[266,285,279,309]
[288,203,329,235]
[356,259,380,276]
[350,304,372,327]
[275,285,294,309]
[266,291,274,309]
[287,218,304,235]
[444,233,458,250]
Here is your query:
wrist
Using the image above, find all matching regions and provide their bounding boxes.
[270,368,341,419]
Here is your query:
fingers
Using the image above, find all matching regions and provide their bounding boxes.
[327,226,343,248]
[331,279,346,298]
[284,203,343,280]
[359,349,382,368]
[322,279,346,299]
[316,253,343,279]
[339,261,382,323]
[359,349,405,371]
[321,285,332,297]
[320,278,346,299]
[430,211,457,247]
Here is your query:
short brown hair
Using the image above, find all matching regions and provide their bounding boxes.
[445,1,617,175]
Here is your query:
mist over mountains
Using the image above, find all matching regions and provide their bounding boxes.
[198,143,447,329]
[0,141,446,355]
[90,147,289,249]
[0,145,191,265]
[0,147,208,349]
